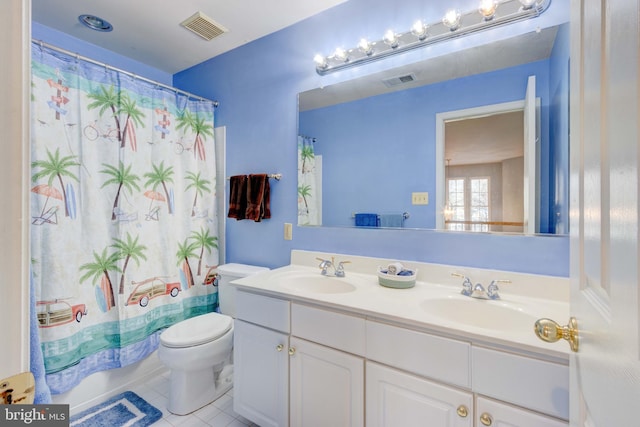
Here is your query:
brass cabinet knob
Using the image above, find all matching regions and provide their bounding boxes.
[456,405,469,418]
[480,412,493,426]
[534,317,579,352]
[288,347,296,356]
[276,344,284,352]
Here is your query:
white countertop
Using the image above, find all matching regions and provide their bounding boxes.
[231,250,570,362]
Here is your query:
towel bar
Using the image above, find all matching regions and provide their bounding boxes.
[226,173,281,181]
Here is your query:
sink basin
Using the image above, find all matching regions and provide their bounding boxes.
[420,296,538,332]
[271,271,357,294]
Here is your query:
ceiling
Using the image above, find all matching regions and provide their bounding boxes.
[31,0,347,74]
[446,111,524,166]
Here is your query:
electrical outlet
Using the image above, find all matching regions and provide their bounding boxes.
[284,223,293,240]
[412,192,429,205]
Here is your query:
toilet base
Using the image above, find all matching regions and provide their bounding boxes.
[166,364,233,415]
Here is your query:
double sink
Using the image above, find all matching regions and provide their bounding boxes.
[234,264,570,355]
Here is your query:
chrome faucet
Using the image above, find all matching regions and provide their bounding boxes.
[451,273,473,296]
[316,257,350,277]
[452,273,510,300]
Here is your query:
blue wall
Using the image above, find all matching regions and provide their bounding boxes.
[300,59,554,229]
[174,0,570,276]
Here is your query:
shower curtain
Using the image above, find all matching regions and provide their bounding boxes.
[30,43,220,394]
[297,136,321,225]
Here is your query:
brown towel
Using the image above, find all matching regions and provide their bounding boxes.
[245,174,271,222]
[227,175,248,220]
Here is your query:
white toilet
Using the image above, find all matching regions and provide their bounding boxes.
[158,263,269,415]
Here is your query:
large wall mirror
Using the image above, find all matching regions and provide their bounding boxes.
[298,21,569,235]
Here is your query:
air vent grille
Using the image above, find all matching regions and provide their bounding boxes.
[382,73,418,88]
[180,11,227,41]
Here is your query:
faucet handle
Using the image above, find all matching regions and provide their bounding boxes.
[487,279,511,299]
[451,272,470,281]
[316,257,332,274]
[452,273,473,296]
[335,260,350,277]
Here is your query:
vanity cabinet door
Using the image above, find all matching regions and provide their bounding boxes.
[233,320,289,427]
[289,337,364,427]
[476,396,568,427]
[366,362,472,427]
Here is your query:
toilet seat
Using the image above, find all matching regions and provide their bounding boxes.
[160,312,232,348]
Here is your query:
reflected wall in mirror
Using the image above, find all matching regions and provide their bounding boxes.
[442,108,527,234]
[298,21,569,235]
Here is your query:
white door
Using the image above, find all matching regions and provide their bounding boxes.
[567,0,640,426]
[289,337,364,427]
[523,75,537,235]
[366,362,472,427]
[233,320,289,427]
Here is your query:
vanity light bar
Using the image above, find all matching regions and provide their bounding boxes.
[314,0,551,75]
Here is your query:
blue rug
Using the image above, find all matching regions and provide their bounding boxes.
[70,391,162,427]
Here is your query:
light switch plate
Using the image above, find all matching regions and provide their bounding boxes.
[412,192,429,205]
[284,223,293,240]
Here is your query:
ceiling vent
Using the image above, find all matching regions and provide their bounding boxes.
[382,73,418,88]
[180,11,228,41]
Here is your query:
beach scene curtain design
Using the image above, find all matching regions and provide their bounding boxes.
[297,136,321,225]
[30,43,220,394]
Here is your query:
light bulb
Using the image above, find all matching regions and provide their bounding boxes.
[383,30,399,49]
[519,0,538,9]
[313,54,327,69]
[333,47,349,62]
[479,0,498,20]
[411,20,428,41]
[358,38,374,56]
[442,9,462,31]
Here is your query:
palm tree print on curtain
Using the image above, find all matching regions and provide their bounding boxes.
[30,43,220,394]
[297,135,321,225]
[176,108,214,160]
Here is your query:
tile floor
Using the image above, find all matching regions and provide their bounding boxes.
[127,371,259,427]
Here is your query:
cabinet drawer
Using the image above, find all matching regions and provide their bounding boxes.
[476,396,568,427]
[235,290,290,333]
[366,321,471,388]
[472,347,569,420]
[291,303,366,356]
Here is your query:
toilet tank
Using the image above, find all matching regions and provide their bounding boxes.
[217,263,269,317]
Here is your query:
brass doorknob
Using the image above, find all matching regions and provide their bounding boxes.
[534,317,579,352]
[288,347,296,356]
[479,412,493,426]
[456,405,468,418]
[276,344,284,352]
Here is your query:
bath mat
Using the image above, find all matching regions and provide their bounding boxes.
[70,391,162,427]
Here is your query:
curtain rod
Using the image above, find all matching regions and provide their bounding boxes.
[32,39,219,108]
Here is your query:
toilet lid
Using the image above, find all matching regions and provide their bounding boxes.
[160,312,232,348]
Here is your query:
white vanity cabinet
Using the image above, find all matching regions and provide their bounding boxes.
[289,337,364,427]
[365,320,568,427]
[234,320,289,427]
[233,286,569,427]
[289,302,366,426]
[366,320,473,427]
[233,291,365,427]
[233,291,290,427]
